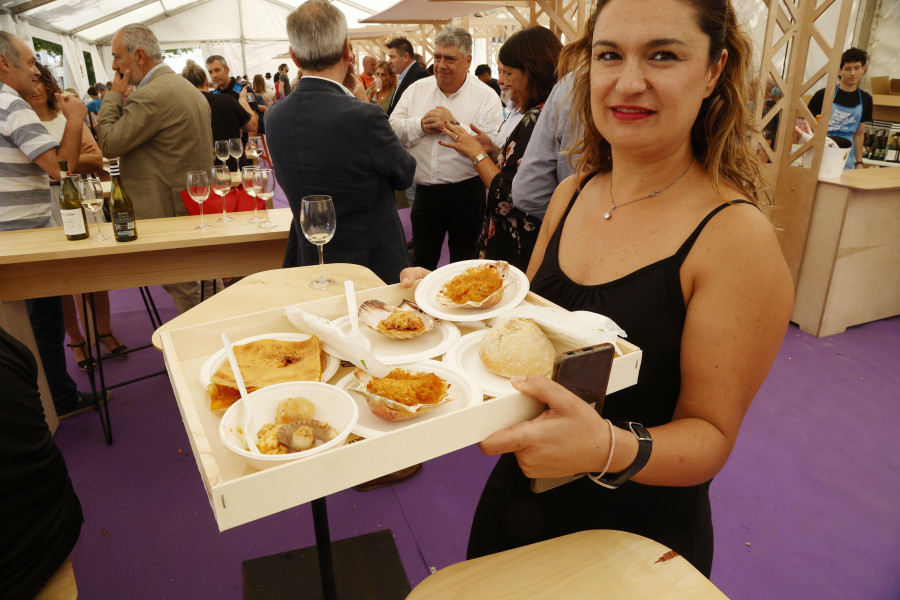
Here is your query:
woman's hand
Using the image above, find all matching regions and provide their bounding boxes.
[399,267,431,288]
[439,121,485,161]
[470,123,499,157]
[479,375,612,478]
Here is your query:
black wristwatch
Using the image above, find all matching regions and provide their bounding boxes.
[593,421,652,489]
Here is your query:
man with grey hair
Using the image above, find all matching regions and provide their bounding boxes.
[389,26,503,270]
[0,32,106,419]
[267,0,414,287]
[98,24,214,313]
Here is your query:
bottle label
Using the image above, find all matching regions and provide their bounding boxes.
[886,148,899,162]
[113,212,136,237]
[60,208,86,235]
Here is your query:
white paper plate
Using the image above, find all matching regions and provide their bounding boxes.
[198,333,340,390]
[414,259,530,322]
[330,315,460,365]
[443,329,575,398]
[333,359,483,438]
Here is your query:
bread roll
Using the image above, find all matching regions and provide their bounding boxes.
[479,318,556,377]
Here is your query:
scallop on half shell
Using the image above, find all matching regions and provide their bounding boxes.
[348,367,456,421]
[275,418,338,452]
[435,261,513,309]
[359,299,440,340]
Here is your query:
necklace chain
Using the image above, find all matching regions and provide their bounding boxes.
[604,161,693,220]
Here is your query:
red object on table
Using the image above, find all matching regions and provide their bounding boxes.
[180,187,265,216]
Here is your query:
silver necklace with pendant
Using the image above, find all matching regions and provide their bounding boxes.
[604,161,693,219]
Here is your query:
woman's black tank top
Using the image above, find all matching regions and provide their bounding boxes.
[531,171,752,425]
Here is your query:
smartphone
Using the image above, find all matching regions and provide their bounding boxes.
[530,343,616,494]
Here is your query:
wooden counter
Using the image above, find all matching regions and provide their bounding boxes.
[0,208,292,430]
[792,168,900,337]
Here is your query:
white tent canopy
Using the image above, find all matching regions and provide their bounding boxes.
[0,0,398,92]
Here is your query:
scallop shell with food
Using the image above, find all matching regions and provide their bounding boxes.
[348,367,456,421]
[359,299,440,340]
[435,261,513,309]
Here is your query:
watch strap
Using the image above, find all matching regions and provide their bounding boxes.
[592,421,652,489]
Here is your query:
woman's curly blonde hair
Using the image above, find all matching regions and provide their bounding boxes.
[561,0,769,205]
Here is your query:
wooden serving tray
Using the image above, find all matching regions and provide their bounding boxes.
[160,283,642,531]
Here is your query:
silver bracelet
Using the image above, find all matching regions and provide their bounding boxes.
[588,419,616,484]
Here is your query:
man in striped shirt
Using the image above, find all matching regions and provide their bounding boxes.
[0,32,102,418]
[0,32,86,231]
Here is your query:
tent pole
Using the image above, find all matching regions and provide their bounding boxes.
[237,0,247,75]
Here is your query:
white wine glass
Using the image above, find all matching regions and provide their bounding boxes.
[252,168,278,230]
[246,136,262,162]
[214,140,230,166]
[228,137,243,172]
[299,195,336,289]
[210,165,234,223]
[187,170,212,231]
[78,176,109,241]
[241,166,262,223]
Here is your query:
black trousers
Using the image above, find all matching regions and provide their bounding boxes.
[410,176,485,270]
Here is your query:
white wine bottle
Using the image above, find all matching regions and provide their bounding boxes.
[108,159,138,242]
[57,160,89,241]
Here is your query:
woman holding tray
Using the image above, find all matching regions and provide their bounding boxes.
[400,0,793,576]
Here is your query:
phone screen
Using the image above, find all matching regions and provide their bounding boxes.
[530,343,616,494]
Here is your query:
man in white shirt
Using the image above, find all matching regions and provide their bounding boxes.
[389,26,503,270]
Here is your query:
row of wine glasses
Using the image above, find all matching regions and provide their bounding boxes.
[214,136,262,171]
[186,167,276,231]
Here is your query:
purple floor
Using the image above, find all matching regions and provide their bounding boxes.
[50,254,899,597]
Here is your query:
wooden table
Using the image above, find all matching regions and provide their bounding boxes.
[0,208,292,431]
[792,167,900,337]
[407,530,728,599]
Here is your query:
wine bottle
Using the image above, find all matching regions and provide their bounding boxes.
[57,160,89,241]
[862,125,872,159]
[886,133,900,163]
[108,159,138,242]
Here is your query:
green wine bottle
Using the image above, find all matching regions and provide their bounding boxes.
[108,159,138,242]
[57,160,89,241]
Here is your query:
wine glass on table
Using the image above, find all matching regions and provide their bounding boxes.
[79,176,109,241]
[241,166,262,223]
[186,170,212,231]
[252,168,278,230]
[210,165,234,223]
[299,195,337,289]
[228,137,243,172]
[214,140,230,166]
[246,136,262,164]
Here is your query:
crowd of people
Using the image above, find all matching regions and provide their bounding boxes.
[1,0,802,594]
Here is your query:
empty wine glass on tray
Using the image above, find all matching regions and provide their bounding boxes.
[228,137,243,172]
[252,168,278,230]
[78,176,109,241]
[187,170,212,231]
[299,195,336,289]
[210,165,234,223]
[241,166,263,223]
[246,136,262,162]
[214,140,230,166]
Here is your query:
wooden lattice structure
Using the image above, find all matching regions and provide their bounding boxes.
[752,0,854,280]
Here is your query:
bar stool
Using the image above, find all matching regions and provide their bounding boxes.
[33,557,77,600]
[407,530,728,599]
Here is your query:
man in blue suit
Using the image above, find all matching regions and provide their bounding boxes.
[266,0,416,285]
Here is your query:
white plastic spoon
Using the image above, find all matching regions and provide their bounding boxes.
[221,333,261,454]
[344,279,371,351]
